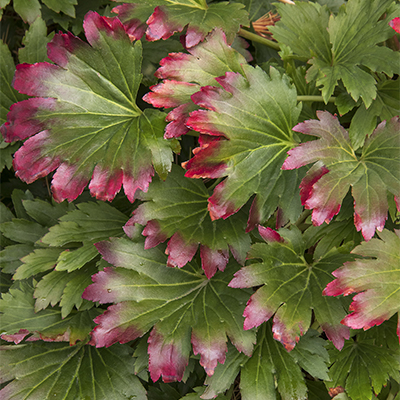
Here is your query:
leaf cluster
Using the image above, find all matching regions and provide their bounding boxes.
[0,0,399,399]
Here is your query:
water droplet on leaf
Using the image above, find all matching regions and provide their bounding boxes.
[107,289,112,293]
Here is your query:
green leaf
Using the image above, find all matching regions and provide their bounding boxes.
[0,341,147,400]
[348,77,400,149]
[0,244,35,274]
[271,0,400,106]
[83,238,255,381]
[184,66,301,228]
[324,229,400,339]
[13,0,41,24]
[283,112,400,241]
[132,164,250,277]
[41,201,128,246]
[18,17,54,64]
[3,12,175,203]
[230,227,354,351]
[0,219,48,244]
[41,0,77,17]
[0,280,97,344]
[0,41,27,126]
[55,242,100,272]
[13,248,63,280]
[328,334,400,400]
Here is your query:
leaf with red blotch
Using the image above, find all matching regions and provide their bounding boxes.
[229,226,355,351]
[183,66,301,226]
[111,0,249,48]
[324,229,400,342]
[143,28,248,139]
[1,11,176,203]
[390,17,400,33]
[82,237,255,381]
[282,111,400,241]
[129,164,250,278]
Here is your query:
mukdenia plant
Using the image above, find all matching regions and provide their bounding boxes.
[0,0,399,399]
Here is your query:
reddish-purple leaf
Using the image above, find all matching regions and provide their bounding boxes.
[1,11,174,203]
[324,229,400,342]
[389,17,400,33]
[283,112,400,240]
[143,28,248,139]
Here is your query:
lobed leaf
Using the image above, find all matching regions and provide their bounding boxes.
[324,229,400,342]
[229,226,354,351]
[184,65,301,228]
[270,0,400,106]
[129,165,250,278]
[143,28,248,138]
[83,237,255,380]
[283,111,400,241]
[0,341,146,400]
[112,0,249,48]
[1,11,175,203]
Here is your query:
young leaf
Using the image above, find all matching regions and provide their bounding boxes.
[229,227,354,351]
[0,341,147,400]
[271,0,400,106]
[1,11,175,203]
[143,28,248,138]
[183,66,300,226]
[130,165,250,278]
[112,0,249,48]
[282,111,400,241]
[324,229,400,341]
[83,237,255,380]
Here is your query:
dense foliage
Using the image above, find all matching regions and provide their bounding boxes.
[0,0,399,399]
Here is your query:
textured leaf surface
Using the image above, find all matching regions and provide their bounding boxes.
[143,28,248,138]
[324,229,400,340]
[1,11,175,203]
[270,0,400,105]
[130,165,250,277]
[328,333,400,400]
[229,227,353,351]
[112,0,249,48]
[184,66,300,227]
[282,111,400,241]
[0,341,146,400]
[0,280,98,345]
[202,323,309,400]
[83,237,255,380]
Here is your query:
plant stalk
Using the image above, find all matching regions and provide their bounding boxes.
[297,95,336,103]
[238,28,280,51]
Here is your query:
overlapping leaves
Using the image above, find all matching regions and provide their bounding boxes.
[83,237,255,381]
[111,0,249,48]
[282,111,400,241]
[270,0,400,105]
[324,229,400,340]
[229,226,354,351]
[143,28,248,138]
[1,11,175,203]
[129,165,250,278]
[0,341,146,400]
[183,65,301,228]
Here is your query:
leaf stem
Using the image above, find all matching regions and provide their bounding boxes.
[297,95,336,103]
[238,28,280,51]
